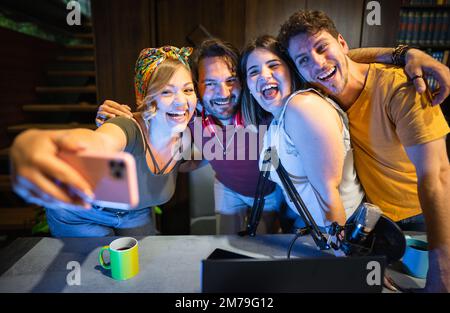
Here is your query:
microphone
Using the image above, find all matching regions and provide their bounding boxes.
[341,202,406,264]
[347,202,382,244]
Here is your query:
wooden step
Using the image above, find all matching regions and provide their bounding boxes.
[0,152,11,177]
[0,206,39,230]
[0,175,12,192]
[65,44,94,50]
[47,70,95,77]
[0,150,10,179]
[0,174,10,185]
[35,85,96,94]
[56,55,94,62]
[23,103,98,112]
[0,148,9,160]
[73,33,93,39]
[7,123,96,134]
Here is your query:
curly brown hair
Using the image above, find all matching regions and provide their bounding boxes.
[190,38,240,84]
[277,10,339,50]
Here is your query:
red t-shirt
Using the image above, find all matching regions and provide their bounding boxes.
[188,116,275,197]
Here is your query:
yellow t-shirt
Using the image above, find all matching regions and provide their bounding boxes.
[347,63,449,221]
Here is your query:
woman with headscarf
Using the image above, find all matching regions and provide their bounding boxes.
[10,46,197,237]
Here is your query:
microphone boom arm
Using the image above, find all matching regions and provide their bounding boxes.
[241,147,331,251]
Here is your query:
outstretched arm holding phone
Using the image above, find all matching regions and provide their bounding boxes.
[10,124,128,210]
[10,45,198,215]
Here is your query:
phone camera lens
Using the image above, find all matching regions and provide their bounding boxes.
[109,160,124,179]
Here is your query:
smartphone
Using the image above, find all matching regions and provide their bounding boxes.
[59,151,139,210]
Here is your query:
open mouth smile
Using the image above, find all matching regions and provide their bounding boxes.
[259,83,279,100]
[166,110,189,122]
[317,66,337,81]
[212,98,235,107]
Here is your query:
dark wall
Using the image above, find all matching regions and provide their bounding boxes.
[244,0,306,43]
[156,0,246,49]
[307,0,365,49]
[92,0,399,106]
[92,0,156,107]
[0,27,63,149]
[360,0,401,48]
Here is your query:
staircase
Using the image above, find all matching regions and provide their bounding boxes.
[0,23,97,244]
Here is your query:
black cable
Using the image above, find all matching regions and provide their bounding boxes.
[287,231,302,259]
[287,227,309,258]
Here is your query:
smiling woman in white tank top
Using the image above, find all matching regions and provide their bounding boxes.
[263,88,364,227]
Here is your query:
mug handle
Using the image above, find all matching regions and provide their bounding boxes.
[98,245,111,270]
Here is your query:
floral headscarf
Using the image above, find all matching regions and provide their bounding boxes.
[134,45,193,104]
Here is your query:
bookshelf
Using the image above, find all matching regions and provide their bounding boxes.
[397,0,450,90]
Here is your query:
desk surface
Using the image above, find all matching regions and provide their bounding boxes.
[0,234,425,293]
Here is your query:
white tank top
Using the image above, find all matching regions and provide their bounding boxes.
[261,88,365,227]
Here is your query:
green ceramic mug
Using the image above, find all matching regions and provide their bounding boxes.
[98,237,139,280]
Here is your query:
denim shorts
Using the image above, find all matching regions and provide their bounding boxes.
[214,179,284,215]
[45,206,154,237]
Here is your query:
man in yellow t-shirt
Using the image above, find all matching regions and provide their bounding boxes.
[347,63,449,222]
[279,10,450,292]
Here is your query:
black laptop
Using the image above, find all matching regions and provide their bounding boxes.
[201,248,386,293]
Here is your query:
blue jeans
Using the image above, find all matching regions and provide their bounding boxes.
[45,206,154,237]
[213,180,287,234]
[213,179,284,214]
[396,214,426,232]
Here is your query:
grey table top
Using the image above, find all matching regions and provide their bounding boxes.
[0,234,425,293]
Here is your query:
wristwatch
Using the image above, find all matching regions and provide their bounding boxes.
[392,44,412,67]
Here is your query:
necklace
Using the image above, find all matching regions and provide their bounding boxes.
[144,135,182,175]
[214,127,236,155]
[140,116,182,175]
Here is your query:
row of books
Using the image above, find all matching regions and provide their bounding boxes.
[397,10,450,46]
[401,0,449,5]
[425,50,449,91]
